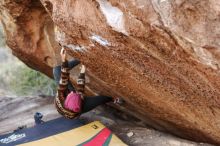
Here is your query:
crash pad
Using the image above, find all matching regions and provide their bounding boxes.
[0,118,126,146]
[18,121,126,146]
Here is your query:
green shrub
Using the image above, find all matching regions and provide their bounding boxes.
[9,65,57,96]
[0,25,56,96]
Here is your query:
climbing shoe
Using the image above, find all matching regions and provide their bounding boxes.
[114,97,125,105]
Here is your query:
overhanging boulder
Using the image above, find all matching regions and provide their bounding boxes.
[0,0,220,144]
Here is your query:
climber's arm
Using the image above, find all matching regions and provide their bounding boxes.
[57,48,70,101]
[61,44,80,69]
[77,65,86,96]
[67,59,81,70]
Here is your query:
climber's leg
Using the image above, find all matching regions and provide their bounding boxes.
[53,60,80,91]
[68,59,80,69]
[67,59,80,91]
[53,65,62,85]
[81,96,113,113]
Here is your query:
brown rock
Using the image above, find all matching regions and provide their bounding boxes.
[0,0,220,144]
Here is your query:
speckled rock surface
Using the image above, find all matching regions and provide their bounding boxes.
[0,0,220,144]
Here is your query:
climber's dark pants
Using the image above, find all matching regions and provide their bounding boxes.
[53,60,113,114]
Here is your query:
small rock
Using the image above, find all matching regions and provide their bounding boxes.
[127,132,134,137]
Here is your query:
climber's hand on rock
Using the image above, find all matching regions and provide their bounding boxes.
[80,65,86,74]
[60,47,67,62]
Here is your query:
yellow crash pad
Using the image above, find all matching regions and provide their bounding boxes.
[18,121,127,146]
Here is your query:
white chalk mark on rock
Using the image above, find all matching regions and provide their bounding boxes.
[97,0,128,35]
[160,0,168,3]
[66,44,87,52]
[138,5,145,9]
[127,132,134,137]
[193,47,218,70]
[54,27,66,44]
[90,34,111,46]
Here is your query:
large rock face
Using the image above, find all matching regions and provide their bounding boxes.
[0,0,220,144]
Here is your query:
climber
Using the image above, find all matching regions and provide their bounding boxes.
[53,45,123,119]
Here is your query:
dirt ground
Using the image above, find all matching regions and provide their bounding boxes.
[0,95,213,146]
